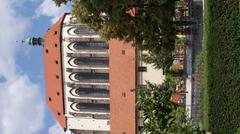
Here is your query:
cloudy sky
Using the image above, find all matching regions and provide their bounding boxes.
[0,0,70,134]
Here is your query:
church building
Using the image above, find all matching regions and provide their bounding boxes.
[24,13,164,134]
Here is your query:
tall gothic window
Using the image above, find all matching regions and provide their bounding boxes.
[73,27,96,36]
[73,88,109,98]
[74,72,109,83]
[76,103,110,112]
[73,41,108,50]
[73,57,109,67]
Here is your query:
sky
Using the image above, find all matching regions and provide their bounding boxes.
[0,0,71,134]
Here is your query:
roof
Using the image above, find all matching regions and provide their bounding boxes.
[43,14,66,129]
[171,63,184,71]
[172,94,184,105]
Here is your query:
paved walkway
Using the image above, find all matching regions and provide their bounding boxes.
[190,0,204,126]
[184,0,204,125]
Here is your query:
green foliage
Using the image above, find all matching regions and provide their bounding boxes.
[203,0,240,133]
[175,36,186,47]
[168,107,193,134]
[236,128,240,134]
[194,51,209,131]
[138,81,193,134]
[52,0,69,6]
[141,51,173,72]
[69,0,178,70]
[52,0,184,74]
[71,0,176,54]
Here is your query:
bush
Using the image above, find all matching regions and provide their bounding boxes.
[204,0,240,133]
[137,81,193,134]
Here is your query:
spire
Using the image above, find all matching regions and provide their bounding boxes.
[20,37,44,46]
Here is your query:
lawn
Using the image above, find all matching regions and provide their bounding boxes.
[202,0,240,133]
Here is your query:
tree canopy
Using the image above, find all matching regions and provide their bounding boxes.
[138,81,193,134]
[52,0,69,6]
[70,0,177,69]
[71,0,176,52]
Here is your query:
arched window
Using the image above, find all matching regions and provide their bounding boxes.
[67,41,108,52]
[71,88,109,98]
[73,41,108,50]
[74,72,109,83]
[70,102,79,112]
[67,26,97,36]
[76,103,110,112]
[70,17,77,24]
[73,57,109,67]
[73,27,96,35]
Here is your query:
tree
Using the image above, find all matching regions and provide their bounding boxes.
[52,0,70,6]
[235,128,240,134]
[141,49,174,72]
[168,107,193,134]
[52,0,179,68]
[137,81,193,134]
[71,0,176,52]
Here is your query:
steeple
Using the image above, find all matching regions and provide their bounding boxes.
[20,37,44,46]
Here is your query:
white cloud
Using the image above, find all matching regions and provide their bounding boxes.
[0,76,44,134]
[0,0,27,81]
[36,0,71,23]
[0,0,45,134]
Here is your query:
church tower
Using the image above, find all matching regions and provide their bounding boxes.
[21,37,44,46]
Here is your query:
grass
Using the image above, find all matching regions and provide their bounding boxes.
[201,0,210,130]
[201,0,240,133]
[195,51,208,131]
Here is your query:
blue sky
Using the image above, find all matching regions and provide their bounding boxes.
[0,0,70,134]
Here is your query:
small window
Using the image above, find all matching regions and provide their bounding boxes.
[122,92,126,97]
[138,66,147,72]
[54,44,58,47]
[122,50,125,55]
[45,49,49,53]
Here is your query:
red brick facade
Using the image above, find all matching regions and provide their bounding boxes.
[109,39,137,134]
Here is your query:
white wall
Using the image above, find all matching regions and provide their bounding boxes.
[138,51,165,85]
[141,63,165,85]
[68,118,110,131]
[61,14,110,131]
